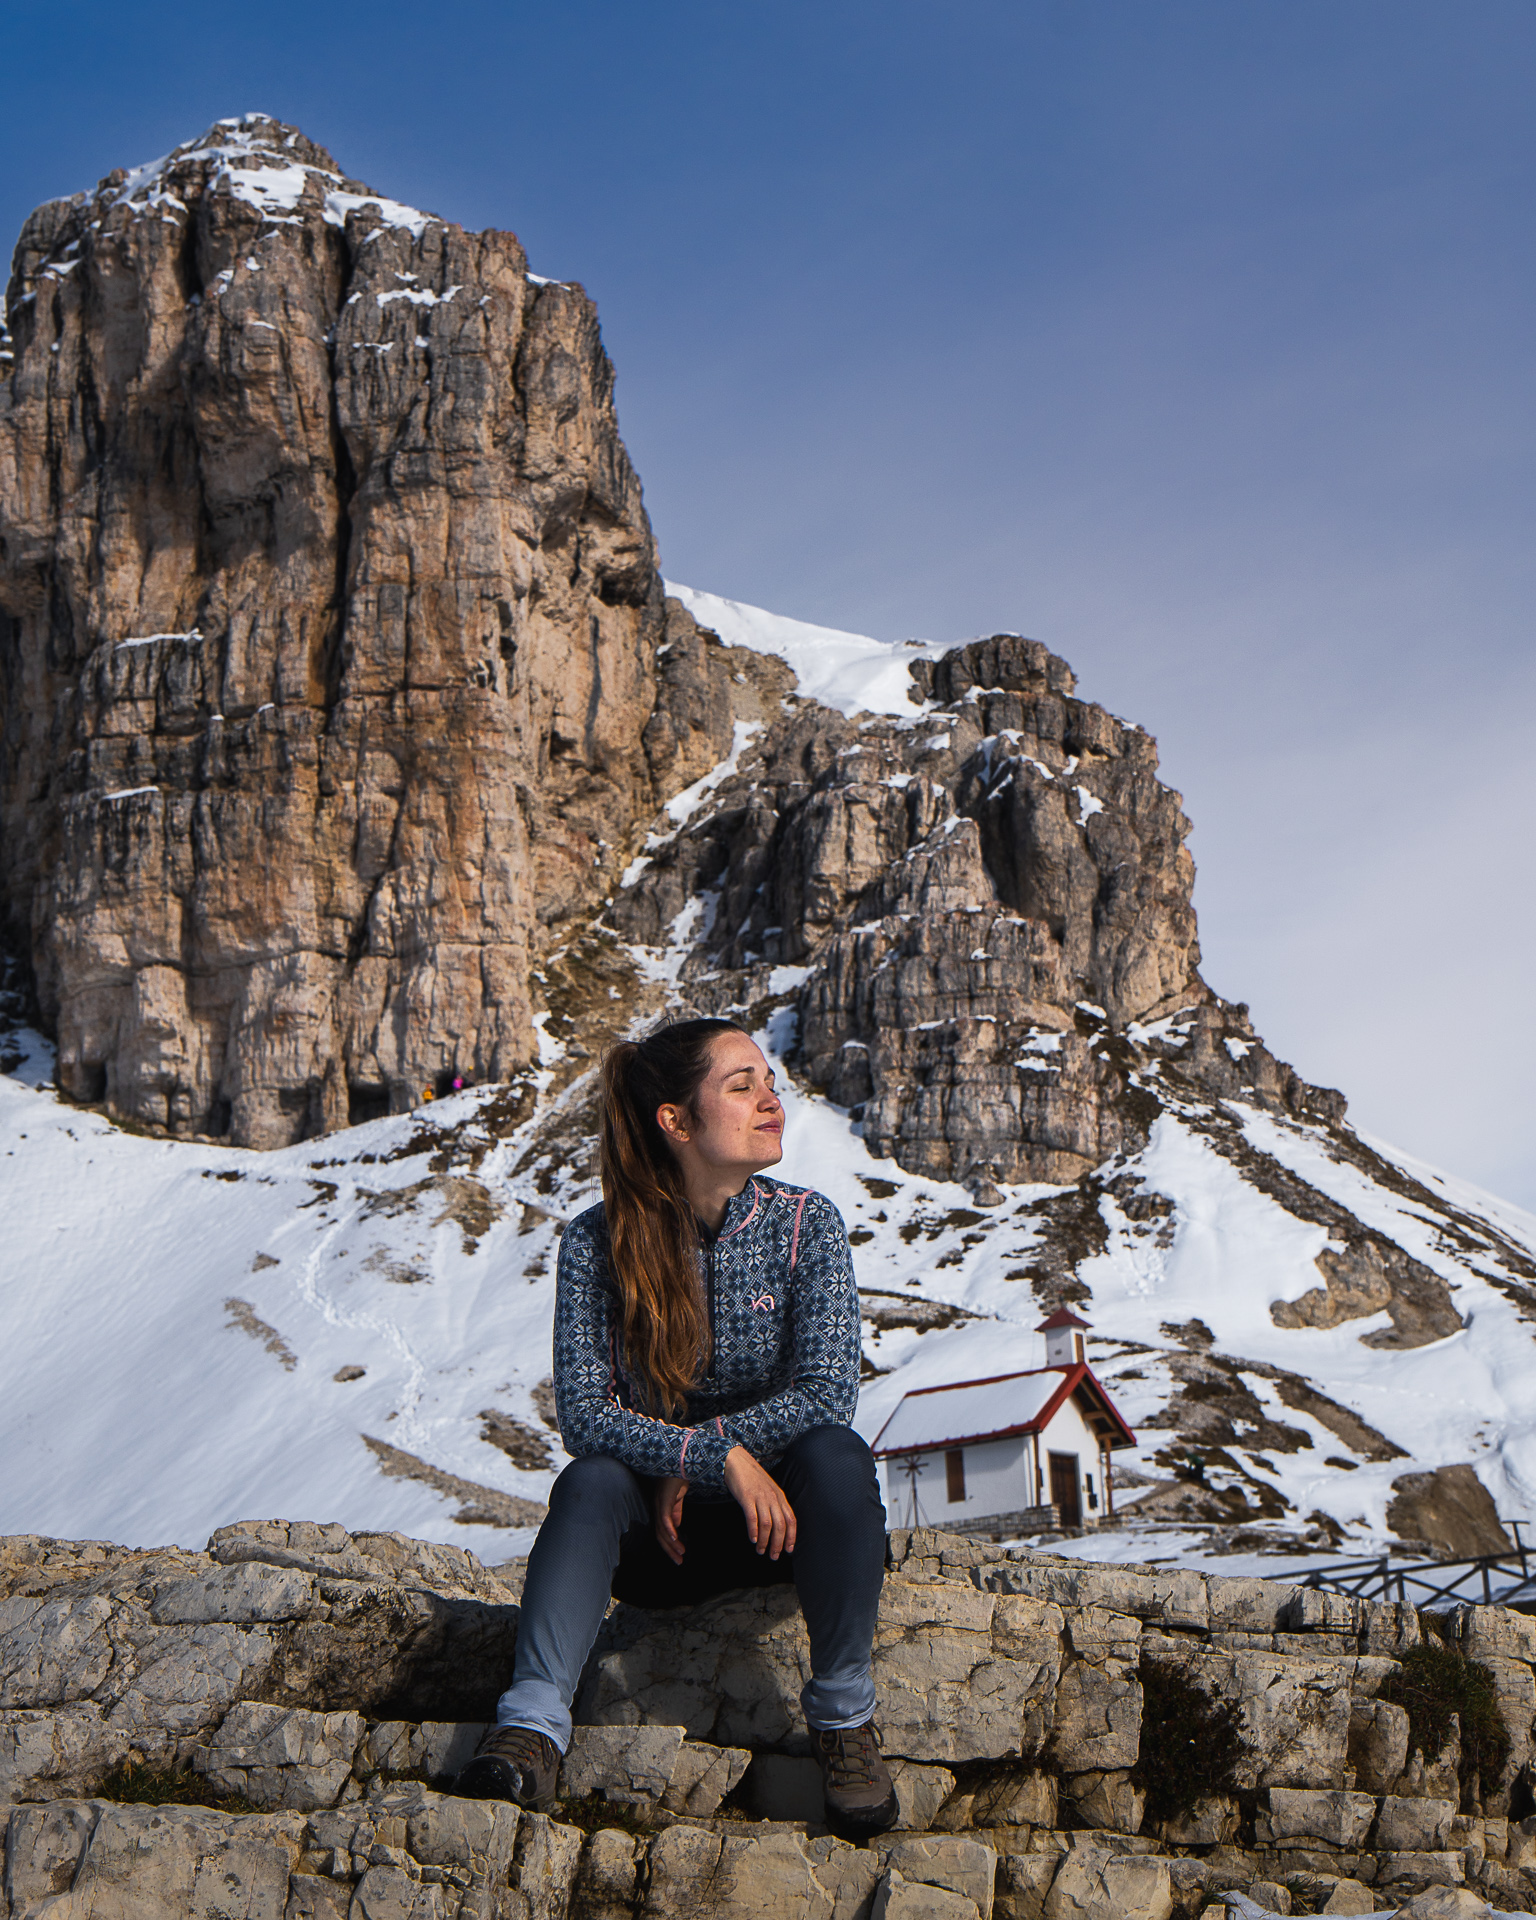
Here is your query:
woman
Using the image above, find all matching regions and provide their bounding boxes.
[456,1017,895,1837]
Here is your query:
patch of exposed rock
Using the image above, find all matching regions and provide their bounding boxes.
[6,1524,1536,1916]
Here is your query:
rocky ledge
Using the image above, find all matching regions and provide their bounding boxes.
[4,1522,1536,1918]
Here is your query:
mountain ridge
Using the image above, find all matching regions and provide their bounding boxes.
[1,122,1533,1574]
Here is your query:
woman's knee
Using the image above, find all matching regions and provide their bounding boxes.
[780,1425,881,1508]
[547,1452,643,1518]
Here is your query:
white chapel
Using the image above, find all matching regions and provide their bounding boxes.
[870,1308,1135,1535]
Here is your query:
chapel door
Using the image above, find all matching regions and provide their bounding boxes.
[1048,1451,1081,1528]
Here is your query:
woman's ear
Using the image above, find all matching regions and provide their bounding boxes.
[655,1103,690,1145]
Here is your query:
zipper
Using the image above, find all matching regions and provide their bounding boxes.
[705,1236,717,1380]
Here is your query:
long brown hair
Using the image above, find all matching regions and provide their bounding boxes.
[599,1018,744,1416]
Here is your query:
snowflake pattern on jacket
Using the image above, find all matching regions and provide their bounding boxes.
[552,1176,861,1491]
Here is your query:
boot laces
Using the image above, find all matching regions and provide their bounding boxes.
[479,1725,553,1782]
[818,1723,880,1789]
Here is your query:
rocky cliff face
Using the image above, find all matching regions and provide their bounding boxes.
[609,625,1341,1190]
[0,116,742,1149]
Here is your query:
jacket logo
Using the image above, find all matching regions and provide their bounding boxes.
[750,1292,775,1313]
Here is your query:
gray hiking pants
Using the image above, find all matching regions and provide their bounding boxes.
[495,1424,887,1750]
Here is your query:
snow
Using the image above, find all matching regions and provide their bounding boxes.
[1075,784,1105,822]
[114,631,203,650]
[101,787,160,803]
[98,116,439,244]
[665,582,950,720]
[664,720,761,825]
[872,1370,1065,1454]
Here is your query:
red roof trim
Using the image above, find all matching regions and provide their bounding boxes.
[1036,1307,1091,1331]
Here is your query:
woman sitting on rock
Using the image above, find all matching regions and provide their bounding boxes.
[456,1017,896,1838]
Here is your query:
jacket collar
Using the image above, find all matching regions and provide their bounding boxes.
[717,1177,764,1241]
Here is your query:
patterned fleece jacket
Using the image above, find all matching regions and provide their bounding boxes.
[552,1175,861,1491]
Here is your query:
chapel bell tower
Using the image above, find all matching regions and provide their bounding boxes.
[1038,1306,1090,1367]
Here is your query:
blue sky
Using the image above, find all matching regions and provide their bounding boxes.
[4,3,1533,1206]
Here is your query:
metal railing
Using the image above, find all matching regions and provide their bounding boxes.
[1298,1521,1535,1612]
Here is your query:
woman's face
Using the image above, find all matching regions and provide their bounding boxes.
[658,1030,785,1177]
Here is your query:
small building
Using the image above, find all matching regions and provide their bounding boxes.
[870,1309,1136,1535]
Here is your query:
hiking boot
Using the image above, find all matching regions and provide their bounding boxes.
[814,1719,898,1839]
[454,1725,560,1808]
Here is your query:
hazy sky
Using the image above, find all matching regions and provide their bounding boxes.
[4,3,1533,1206]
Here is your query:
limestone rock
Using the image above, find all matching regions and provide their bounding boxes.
[0,116,701,1148]
[1390,1892,1494,1920]
[1385,1468,1514,1558]
[1346,1698,1410,1795]
[196,1700,364,1810]
[1040,1844,1173,1920]
[577,1579,1063,1763]
[1372,1796,1458,1853]
[1254,1787,1376,1849]
[558,1723,682,1803]
[874,1868,983,1920]
[570,1826,643,1920]
[660,1738,752,1818]
[872,1834,997,1917]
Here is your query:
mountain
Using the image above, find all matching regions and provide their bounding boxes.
[3,123,1534,1576]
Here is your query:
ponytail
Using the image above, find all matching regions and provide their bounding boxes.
[599,1018,745,1417]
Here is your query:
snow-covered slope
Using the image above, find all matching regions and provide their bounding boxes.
[4,594,1535,1577]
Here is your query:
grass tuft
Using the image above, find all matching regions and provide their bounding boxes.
[1378,1637,1511,1809]
[1131,1659,1245,1825]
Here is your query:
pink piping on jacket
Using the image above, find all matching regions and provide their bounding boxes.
[789,1189,811,1271]
[719,1180,761,1239]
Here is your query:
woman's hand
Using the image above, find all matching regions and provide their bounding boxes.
[654,1476,689,1566]
[724,1445,797,1559]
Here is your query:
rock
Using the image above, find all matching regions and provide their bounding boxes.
[0,1705,131,1801]
[1372,1797,1458,1853]
[994,1851,1063,1920]
[1243,1884,1292,1915]
[505,1811,583,1920]
[1390,1892,1496,1920]
[578,1580,1064,1764]
[640,1824,875,1920]
[404,1788,521,1890]
[1152,1647,1354,1789]
[571,1827,643,1920]
[1155,1795,1239,1846]
[968,1771,1059,1831]
[0,116,687,1148]
[1041,1844,1173,1920]
[660,1739,752,1818]
[1377,1850,1468,1888]
[286,1872,355,1919]
[196,1701,364,1810]
[1255,1787,1377,1850]
[9,1800,305,1919]
[1316,1878,1374,1913]
[640,1823,726,1918]
[1386,1468,1513,1558]
[1045,1610,1142,1775]
[1062,1769,1143,1833]
[891,1762,961,1834]
[559,1724,683,1804]
[361,1720,486,1783]
[1347,1699,1411,1794]
[875,1868,983,1920]
[1505,1814,1536,1870]
[873,1835,997,1917]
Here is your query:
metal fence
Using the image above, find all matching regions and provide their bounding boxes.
[1297,1521,1536,1612]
